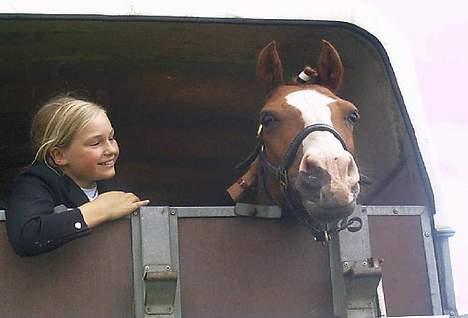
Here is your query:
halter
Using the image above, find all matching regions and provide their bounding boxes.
[237,123,362,242]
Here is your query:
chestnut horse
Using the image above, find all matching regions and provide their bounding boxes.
[229,40,361,241]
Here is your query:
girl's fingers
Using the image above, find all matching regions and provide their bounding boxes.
[133,200,150,207]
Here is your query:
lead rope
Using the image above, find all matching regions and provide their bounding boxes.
[259,163,327,240]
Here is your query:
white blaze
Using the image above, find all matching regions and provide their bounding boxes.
[286,89,358,208]
[286,90,344,162]
[286,89,334,125]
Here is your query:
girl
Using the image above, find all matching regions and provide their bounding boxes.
[6,95,149,256]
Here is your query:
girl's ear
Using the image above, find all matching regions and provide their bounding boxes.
[49,147,68,167]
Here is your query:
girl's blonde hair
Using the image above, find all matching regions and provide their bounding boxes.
[31,95,106,165]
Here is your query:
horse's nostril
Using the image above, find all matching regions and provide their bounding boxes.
[305,163,323,178]
[299,171,321,189]
[305,174,321,188]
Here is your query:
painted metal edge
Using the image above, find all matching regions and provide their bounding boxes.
[435,228,458,316]
[363,205,425,216]
[419,207,444,315]
[0,205,428,221]
[173,206,236,218]
[131,209,144,318]
[387,316,449,318]
[134,206,181,318]
[169,206,182,318]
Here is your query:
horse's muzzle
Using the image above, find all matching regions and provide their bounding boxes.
[295,152,360,222]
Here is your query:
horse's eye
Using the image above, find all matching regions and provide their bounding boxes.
[346,111,359,125]
[260,112,277,127]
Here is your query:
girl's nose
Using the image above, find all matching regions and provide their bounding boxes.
[104,139,118,155]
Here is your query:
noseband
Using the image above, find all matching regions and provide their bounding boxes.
[259,123,348,189]
[237,123,361,242]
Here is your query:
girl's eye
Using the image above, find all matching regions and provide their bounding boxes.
[346,111,359,125]
[260,112,277,127]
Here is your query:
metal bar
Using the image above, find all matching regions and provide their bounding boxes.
[329,205,381,318]
[364,205,424,216]
[131,210,145,318]
[0,210,5,221]
[419,207,444,315]
[387,316,449,318]
[132,206,181,318]
[435,228,458,317]
[174,206,236,218]
[169,206,182,318]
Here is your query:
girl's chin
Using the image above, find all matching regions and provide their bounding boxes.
[96,167,116,179]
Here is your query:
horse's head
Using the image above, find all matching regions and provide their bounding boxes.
[230,40,360,231]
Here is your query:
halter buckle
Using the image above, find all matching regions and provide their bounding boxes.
[256,124,263,137]
[278,169,288,189]
[314,231,330,242]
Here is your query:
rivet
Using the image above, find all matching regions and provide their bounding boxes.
[392,209,399,214]
[361,207,367,213]
[144,265,150,272]
[133,210,139,216]
[166,265,171,271]
[424,232,431,237]
[170,209,177,215]
[168,306,173,313]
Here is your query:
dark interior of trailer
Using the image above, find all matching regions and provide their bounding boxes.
[0,17,433,210]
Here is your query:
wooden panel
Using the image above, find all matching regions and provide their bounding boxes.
[368,215,432,316]
[0,219,134,318]
[179,217,334,318]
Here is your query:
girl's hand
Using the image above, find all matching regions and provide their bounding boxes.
[80,191,149,228]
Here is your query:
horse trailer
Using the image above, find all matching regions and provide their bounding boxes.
[0,2,461,317]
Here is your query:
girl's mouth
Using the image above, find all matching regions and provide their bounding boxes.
[99,159,115,166]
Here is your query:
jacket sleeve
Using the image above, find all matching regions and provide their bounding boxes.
[6,174,91,257]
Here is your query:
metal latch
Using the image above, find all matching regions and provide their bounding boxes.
[144,264,178,315]
[343,258,382,310]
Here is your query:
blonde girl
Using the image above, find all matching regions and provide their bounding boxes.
[6,95,149,256]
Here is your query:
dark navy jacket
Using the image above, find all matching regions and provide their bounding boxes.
[6,163,124,257]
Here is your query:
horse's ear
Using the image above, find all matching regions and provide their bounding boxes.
[317,40,344,93]
[256,41,284,94]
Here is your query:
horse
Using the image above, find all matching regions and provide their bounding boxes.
[228,40,361,241]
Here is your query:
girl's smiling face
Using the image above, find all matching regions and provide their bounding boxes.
[52,111,119,188]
